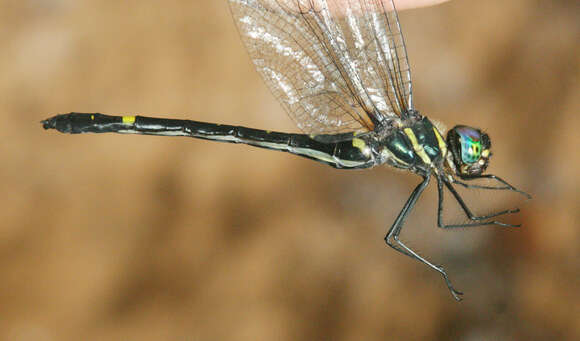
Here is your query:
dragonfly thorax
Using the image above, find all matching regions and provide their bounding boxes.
[378,117,448,175]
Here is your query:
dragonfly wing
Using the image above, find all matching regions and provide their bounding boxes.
[228,0,414,135]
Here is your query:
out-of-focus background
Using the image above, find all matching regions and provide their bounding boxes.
[1,0,578,340]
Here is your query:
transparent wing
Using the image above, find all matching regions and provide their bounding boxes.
[228,0,413,135]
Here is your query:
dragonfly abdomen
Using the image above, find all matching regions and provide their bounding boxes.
[42,112,377,169]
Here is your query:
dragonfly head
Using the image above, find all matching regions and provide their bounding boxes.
[446,126,491,177]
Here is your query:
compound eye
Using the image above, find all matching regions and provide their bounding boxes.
[456,127,482,164]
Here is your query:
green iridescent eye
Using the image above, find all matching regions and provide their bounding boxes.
[457,127,482,164]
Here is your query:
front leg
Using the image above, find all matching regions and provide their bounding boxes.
[437,177,521,229]
[454,174,531,199]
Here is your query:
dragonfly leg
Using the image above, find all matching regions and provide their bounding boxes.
[384,174,463,301]
[437,177,521,229]
[455,174,531,199]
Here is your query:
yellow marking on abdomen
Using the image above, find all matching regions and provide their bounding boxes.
[352,138,371,157]
[404,128,431,165]
[352,138,365,150]
[122,116,136,124]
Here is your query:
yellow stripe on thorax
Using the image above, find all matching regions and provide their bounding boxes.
[403,128,431,165]
[433,127,447,157]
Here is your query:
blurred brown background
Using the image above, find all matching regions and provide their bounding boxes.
[1,0,578,340]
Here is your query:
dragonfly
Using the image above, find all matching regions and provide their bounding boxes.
[42,0,530,301]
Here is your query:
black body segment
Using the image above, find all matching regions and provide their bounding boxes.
[42,112,127,134]
[42,113,376,169]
